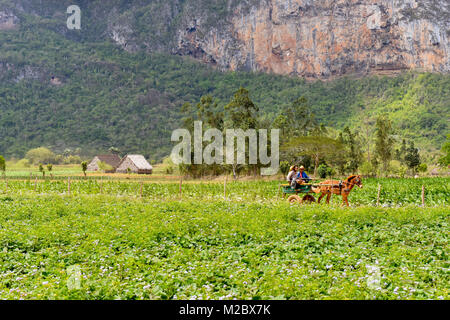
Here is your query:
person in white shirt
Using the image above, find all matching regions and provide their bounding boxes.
[287,165,298,187]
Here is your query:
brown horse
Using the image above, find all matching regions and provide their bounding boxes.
[312,175,363,206]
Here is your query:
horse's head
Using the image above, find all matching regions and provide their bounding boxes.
[354,175,363,188]
[348,175,363,188]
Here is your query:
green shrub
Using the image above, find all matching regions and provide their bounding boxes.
[64,155,82,165]
[280,161,290,176]
[25,147,56,165]
[0,156,5,173]
[418,163,428,173]
[318,164,334,178]
[17,158,31,168]
[360,162,376,177]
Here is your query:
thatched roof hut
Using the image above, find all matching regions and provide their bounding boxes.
[87,154,122,172]
[116,155,153,174]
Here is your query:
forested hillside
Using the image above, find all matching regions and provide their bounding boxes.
[0,1,448,162]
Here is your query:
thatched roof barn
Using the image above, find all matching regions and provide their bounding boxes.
[116,155,153,174]
[87,154,122,173]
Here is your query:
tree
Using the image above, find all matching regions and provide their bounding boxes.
[417,163,428,173]
[280,161,290,176]
[182,95,224,131]
[63,149,72,157]
[25,147,56,165]
[394,148,401,162]
[179,95,226,178]
[81,161,88,177]
[278,96,318,137]
[360,161,376,177]
[197,95,224,130]
[371,157,380,176]
[400,139,407,162]
[47,164,53,178]
[318,164,334,178]
[0,156,5,177]
[394,139,406,162]
[17,159,30,168]
[224,87,259,178]
[405,141,421,174]
[225,87,259,130]
[39,164,45,177]
[335,132,347,174]
[341,126,363,173]
[358,108,375,163]
[271,114,290,138]
[438,134,450,167]
[0,156,5,171]
[283,136,344,177]
[374,115,394,173]
[109,147,121,156]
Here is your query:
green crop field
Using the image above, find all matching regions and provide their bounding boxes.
[0,177,448,300]
[0,177,448,206]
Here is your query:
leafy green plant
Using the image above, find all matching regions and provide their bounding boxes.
[279,161,290,176]
[318,164,334,178]
[418,163,428,173]
[438,135,450,167]
[0,195,447,300]
[46,164,53,178]
[0,156,5,174]
[81,161,88,177]
[38,163,45,177]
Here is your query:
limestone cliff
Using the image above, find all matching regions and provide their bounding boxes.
[3,0,449,79]
[0,9,18,30]
[173,0,450,79]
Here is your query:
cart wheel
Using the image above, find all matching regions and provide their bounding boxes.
[287,195,302,204]
[302,195,316,204]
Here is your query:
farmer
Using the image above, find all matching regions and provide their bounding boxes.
[297,166,312,183]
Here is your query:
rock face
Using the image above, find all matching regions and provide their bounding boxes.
[172,0,450,79]
[0,10,19,30]
[4,0,449,79]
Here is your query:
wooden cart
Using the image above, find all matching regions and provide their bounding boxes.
[280,184,317,204]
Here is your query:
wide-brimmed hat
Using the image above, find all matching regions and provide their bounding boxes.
[299,166,305,170]
[290,166,296,171]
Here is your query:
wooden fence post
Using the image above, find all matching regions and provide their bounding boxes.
[140,182,143,198]
[68,177,71,195]
[100,177,103,194]
[376,184,381,206]
[422,185,425,207]
[224,176,227,200]
[179,177,182,199]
